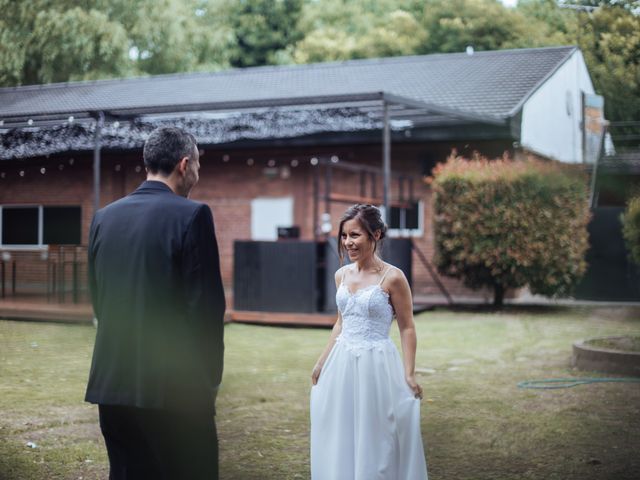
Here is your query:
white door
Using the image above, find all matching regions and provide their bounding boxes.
[251,197,293,241]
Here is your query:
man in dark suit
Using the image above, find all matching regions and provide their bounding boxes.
[85,127,225,479]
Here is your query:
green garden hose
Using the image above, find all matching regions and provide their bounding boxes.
[518,377,640,389]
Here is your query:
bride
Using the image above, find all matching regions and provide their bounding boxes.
[310,204,428,480]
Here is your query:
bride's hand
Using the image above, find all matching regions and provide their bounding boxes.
[311,363,323,385]
[406,375,423,399]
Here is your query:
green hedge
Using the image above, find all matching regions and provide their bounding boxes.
[432,155,590,306]
[622,196,640,266]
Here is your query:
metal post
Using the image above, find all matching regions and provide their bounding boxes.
[72,248,78,304]
[371,172,377,199]
[589,122,608,209]
[382,100,391,223]
[313,164,319,240]
[93,111,105,215]
[1,261,4,298]
[12,260,16,295]
[59,247,65,303]
[325,160,332,216]
[52,263,57,299]
[46,258,50,302]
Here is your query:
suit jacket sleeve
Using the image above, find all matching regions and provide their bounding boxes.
[182,204,226,392]
[87,214,100,319]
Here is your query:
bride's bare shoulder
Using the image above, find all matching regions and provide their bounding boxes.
[383,264,409,288]
[334,265,349,283]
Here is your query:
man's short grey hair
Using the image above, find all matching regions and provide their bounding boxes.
[143,127,197,176]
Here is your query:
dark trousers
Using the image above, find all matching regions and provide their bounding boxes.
[98,404,218,480]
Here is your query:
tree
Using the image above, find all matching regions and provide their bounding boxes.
[573,4,640,124]
[291,0,425,63]
[24,8,130,84]
[216,0,304,68]
[622,196,640,265]
[516,1,640,123]
[0,0,234,86]
[516,0,577,45]
[418,0,536,54]
[0,1,130,85]
[1,0,638,130]
[432,154,591,306]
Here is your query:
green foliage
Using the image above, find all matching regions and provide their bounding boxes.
[621,196,640,265]
[573,4,640,125]
[515,0,640,124]
[25,8,130,84]
[419,0,531,53]
[221,0,305,67]
[0,0,638,127]
[432,154,591,306]
[0,0,233,86]
[293,0,425,62]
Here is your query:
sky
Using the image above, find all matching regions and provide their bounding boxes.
[500,0,518,6]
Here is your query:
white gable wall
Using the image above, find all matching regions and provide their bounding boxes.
[520,50,595,163]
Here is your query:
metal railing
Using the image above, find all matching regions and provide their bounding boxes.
[0,245,89,304]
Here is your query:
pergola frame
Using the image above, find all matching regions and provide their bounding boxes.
[0,91,506,220]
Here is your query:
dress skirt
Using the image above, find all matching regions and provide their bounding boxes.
[310,337,428,480]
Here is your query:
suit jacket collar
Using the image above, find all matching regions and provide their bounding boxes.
[136,180,175,194]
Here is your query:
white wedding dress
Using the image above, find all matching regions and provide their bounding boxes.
[310,268,428,479]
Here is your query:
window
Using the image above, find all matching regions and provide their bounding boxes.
[1,205,81,247]
[43,207,81,244]
[251,197,293,241]
[2,207,39,245]
[387,201,423,237]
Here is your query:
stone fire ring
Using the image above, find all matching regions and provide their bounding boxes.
[573,336,640,376]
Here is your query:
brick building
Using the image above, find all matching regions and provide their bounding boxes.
[0,46,601,308]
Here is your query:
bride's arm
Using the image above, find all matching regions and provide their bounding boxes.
[388,269,423,399]
[311,269,344,385]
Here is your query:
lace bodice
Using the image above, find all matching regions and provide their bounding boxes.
[335,268,394,350]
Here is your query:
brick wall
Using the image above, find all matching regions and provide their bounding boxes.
[0,138,510,305]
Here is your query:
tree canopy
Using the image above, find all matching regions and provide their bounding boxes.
[0,0,638,122]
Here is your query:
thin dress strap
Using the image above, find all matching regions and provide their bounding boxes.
[378,266,393,285]
[340,267,348,285]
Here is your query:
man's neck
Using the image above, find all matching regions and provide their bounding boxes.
[146,173,177,194]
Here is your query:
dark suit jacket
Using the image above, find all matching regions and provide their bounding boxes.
[85,181,225,412]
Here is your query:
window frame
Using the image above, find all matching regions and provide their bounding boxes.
[384,200,424,238]
[0,205,81,250]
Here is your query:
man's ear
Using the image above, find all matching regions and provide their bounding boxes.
[176,157,189,175]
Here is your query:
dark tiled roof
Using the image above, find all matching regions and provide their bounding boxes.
[0,46,576,121]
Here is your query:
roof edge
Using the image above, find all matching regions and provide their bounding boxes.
[384,93,507,126]
[506,46,578,118]
[0,45,579,94]
[1,91,508,128]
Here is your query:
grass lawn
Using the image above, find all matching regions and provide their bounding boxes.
[1,306,639,479]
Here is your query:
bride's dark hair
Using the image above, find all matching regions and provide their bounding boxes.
[337,204,387,262]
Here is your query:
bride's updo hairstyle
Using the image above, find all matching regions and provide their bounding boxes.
[337,204,387,262]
